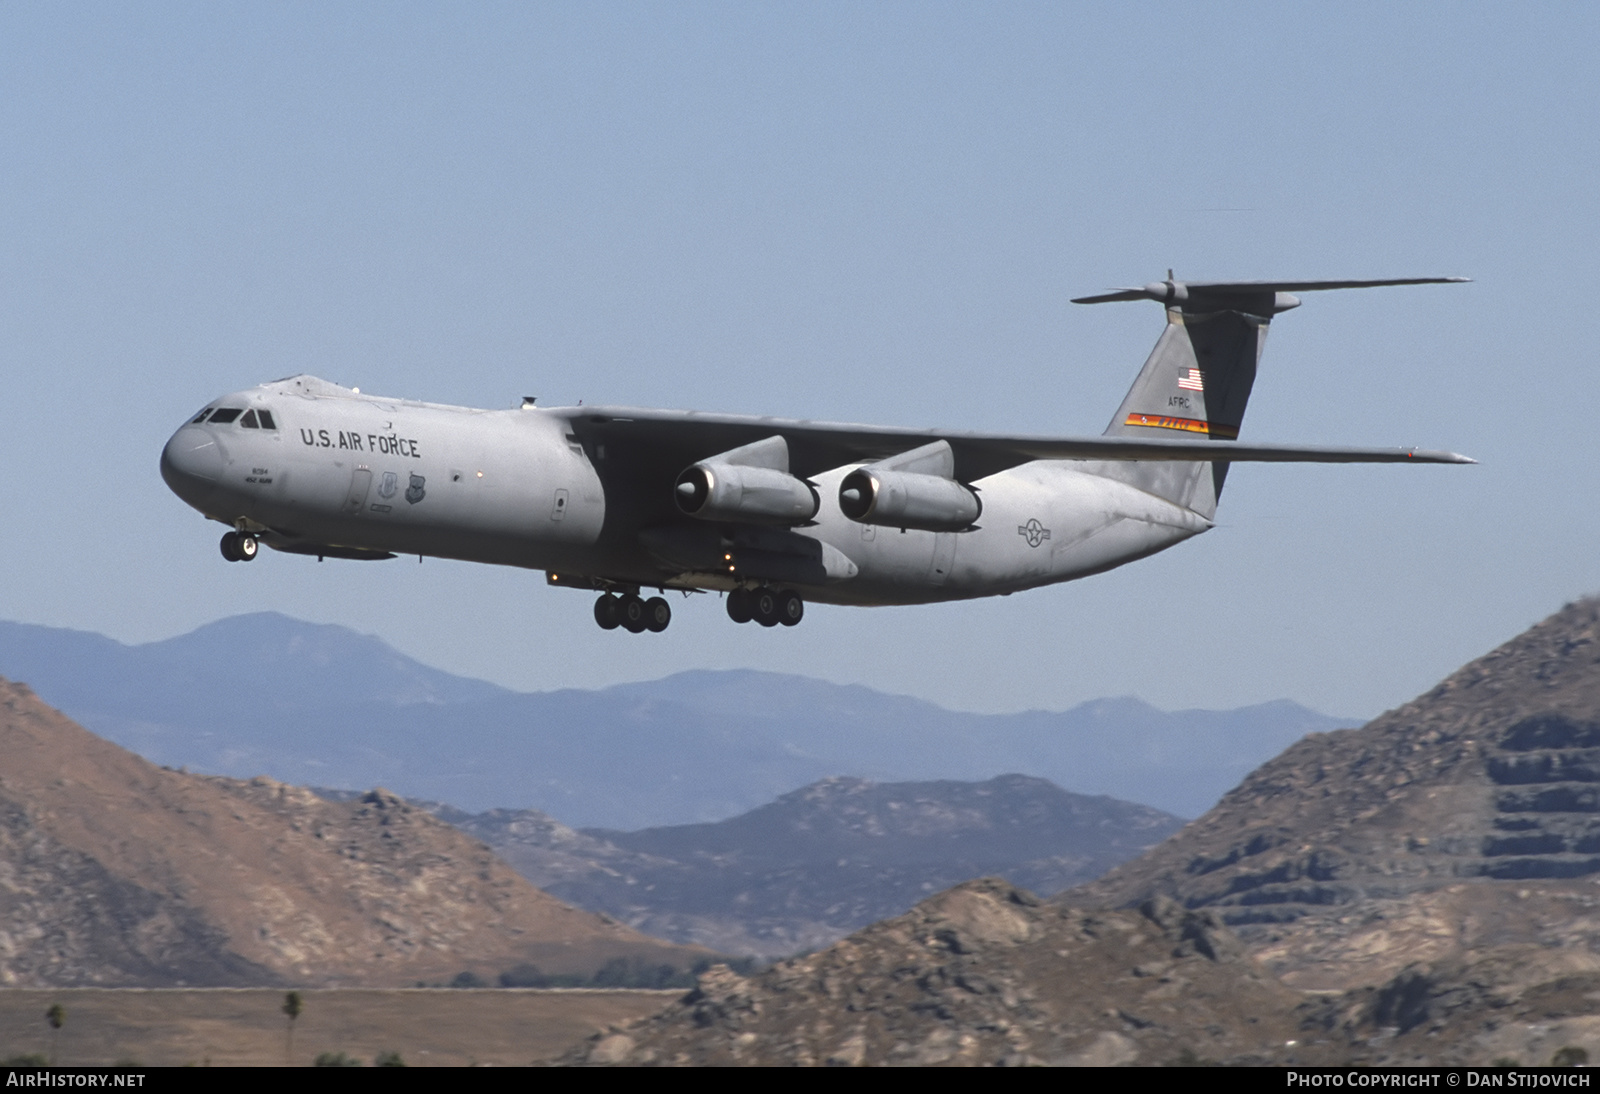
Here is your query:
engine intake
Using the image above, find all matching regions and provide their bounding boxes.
[675,436,820,525]
[837,440,980,532]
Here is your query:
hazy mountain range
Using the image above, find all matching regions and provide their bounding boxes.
[0,613,1352,828]
[424,774,1185,956]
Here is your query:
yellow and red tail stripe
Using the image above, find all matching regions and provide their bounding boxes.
[1122,413,1239,439]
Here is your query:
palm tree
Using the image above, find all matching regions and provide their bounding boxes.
[44,1004,64,1065]
[282,992,303,1066]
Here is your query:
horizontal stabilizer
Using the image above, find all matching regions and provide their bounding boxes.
[1073,276,1468,314]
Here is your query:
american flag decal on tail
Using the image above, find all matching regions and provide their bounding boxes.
[1177,368,1205,392]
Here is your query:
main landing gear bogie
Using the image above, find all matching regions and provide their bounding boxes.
[593,587,803,632]
[594,593,671,633]
[727,586,803,627]
[219,531,259,562]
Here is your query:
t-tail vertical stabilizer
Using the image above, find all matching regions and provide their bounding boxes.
[1072,276,1469,519]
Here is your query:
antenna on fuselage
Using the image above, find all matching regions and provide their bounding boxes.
[521,396,537,409]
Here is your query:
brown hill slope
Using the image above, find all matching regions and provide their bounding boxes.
[562,878,1303,1066]
[1072,597,1600,990]
[0,678,698,987]
[560,881,1600,1067]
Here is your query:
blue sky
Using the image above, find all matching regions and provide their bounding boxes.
[1,3,1594,717]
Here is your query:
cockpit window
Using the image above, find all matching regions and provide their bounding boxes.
[198,406,274,427]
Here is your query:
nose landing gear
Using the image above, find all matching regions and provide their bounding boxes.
[220,531,259,562]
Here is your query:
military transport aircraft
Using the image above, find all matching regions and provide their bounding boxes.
[161,277,1471,633]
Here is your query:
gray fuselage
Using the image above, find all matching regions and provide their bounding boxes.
[160,375,1212,607]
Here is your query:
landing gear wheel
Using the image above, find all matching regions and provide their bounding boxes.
[644,596,672,633]
[594,594,622,630]
[236,534,259,561]
[220,532,241,562]
[777,589,803,626]
[620,594,649,634]
[726,587,753,624]
[752,587,780,628]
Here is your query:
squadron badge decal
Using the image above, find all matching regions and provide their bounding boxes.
[405,473,426,505]
[378,471,398,500]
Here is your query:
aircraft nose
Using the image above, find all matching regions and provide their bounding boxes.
[160,424,224,503]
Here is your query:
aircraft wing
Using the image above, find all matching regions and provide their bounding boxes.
[553,405,1473,482]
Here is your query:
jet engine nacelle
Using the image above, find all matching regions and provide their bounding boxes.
[675,435,820,525]
[837,440,981,532]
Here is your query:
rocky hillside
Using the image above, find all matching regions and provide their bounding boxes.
[438,775,1184,958]
[1297,946,1600,1066]
[1073,597,1600,989]
[562,880,1600,1067]
[563,879,1303,1066]
[0,678,699,988]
